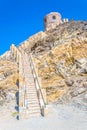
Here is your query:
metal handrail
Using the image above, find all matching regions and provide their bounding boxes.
[29,54,46,108]
[13,44,46,109]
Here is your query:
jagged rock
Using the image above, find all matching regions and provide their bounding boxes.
[1,51,11,60]
[0,20,87,104]
[4,71,13,77]
[84,94,87,101]
[76,58,87,74]
[65,79,74,87]
[13,20,87,104]
[6,92,15,102]
[70,81,87,98]
[0,74,5,81]
[0,59,18,105]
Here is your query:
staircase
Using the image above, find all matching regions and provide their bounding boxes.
[22,52,41,118]
[10,44,46,119]
[18,48,46,119]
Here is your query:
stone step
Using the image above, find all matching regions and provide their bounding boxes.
[25,79,34,81]
[26,112,41,118]
[28,110,41,114]
[27,95,38,97]
[26,88,36,91]
[24,71,32,73]
[25,82,35,84]
[24,70,31,71]
[26,85,35,87]
[26,88,36,90]
[26,87,36,89]
[26,90,36,92]
[28,101,39,105]
[29,113,41,117]
[27,97,38,100]
[26,86,36,89]
[27,92,37,94]
[27,95,38,98]
[27,99,38,102]
[25,74,33,76]
[26,89,36,92]
[27,93,37,96]
[25,80,34,82]
[27,94,37,97]
[28,103,40,109]
[25,114,40,119]
[25,83,35,86]
[28,107,40,111]
[27,87,36,89]
[28,102,40,106]
[24,73,33,75]
[24,68,31,69]
[25,76,34,78]
[27,89,37,91]
[28,111,41,116]
[26,85,35,88]
[26,82,35,85]
[26,86,36,88]
[26,81,35,84]
[25,77,34,79]
[27,98,39,102]
[24,67,30,68]
[26,81,35,83]
[24,64,30,66]
[24,72,33,77]
[27,90,37,92]
[27,88,36,90]
[26,85,36,87]
[27,96,38,98]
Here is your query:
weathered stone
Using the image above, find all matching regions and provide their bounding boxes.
[0,74,5,81]
[41,106,49,116]
[6,92,15,101]
[84,94,87,101]
[44,12,63,31]
[70,91,79,97]
[65,79,74,86]
[0,17,87,112]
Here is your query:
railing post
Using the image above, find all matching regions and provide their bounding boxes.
[29,53,49,116]
[42,88,46,105]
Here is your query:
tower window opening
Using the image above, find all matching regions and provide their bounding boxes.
[52,16,56,20]
[44,18,47,22]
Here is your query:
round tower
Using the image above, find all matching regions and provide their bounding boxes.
[44,12,63,31]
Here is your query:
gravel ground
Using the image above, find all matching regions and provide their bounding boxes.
[0,103,87,130]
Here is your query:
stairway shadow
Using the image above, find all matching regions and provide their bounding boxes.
[15,91,19,120]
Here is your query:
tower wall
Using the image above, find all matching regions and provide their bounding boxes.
[44,12,63,31]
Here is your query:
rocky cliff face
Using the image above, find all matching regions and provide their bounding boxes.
[0,20,87,107]
[31,21,87,105]
[0,53,18,105]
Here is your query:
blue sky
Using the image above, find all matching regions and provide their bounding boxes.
[0,0,87,55]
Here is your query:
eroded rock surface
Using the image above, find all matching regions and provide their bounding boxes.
[30,21,87,105]
[0,56,18,105]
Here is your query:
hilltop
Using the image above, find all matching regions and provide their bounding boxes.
[0,52,18,105]
[26,21,87,105]
[0,20,87,109]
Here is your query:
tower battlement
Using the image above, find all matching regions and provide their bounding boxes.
[44,12,68,31]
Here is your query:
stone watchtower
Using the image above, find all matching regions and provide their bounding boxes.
[44,12,63,31]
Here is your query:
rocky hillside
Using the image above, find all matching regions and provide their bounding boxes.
[31,21,87,105]
[0,20,87,107]
[0,53,18,105]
